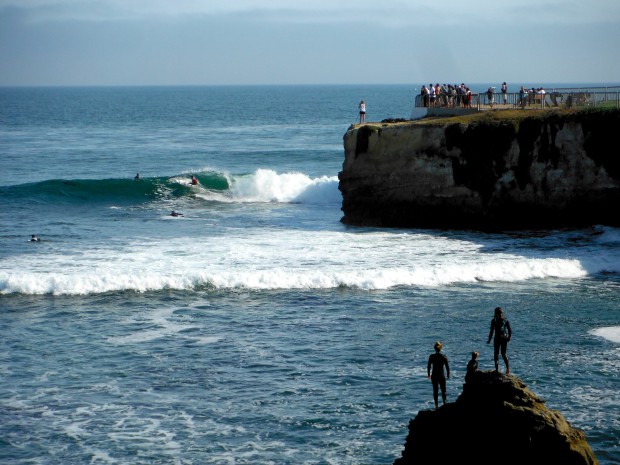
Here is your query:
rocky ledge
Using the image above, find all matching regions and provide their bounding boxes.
[339,108,620,230]
[393,371,597,465]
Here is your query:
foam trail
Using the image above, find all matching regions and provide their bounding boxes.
[590,327,620,343]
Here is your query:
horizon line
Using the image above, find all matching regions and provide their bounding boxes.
[2,81,620,89]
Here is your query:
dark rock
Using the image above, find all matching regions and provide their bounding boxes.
[381,118,409,124]
[339,108,620,230]
[393,371,598,465]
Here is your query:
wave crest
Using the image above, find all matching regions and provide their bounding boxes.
[226,169,339,204]
[1,169,340,206]
[0,256,589,296]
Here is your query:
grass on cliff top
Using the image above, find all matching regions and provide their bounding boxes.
[418,109,551,125]
[368,107,619,128]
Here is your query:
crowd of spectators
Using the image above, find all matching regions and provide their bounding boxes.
[517,86,548,108]
[420,83,474,108]
[419,83,549,109]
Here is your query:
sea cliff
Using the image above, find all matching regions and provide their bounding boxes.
[339,108,620,230]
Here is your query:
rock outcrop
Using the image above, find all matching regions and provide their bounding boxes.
[339,108,620,230]
[394,371,598,465]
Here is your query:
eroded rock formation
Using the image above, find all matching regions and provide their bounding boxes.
[339,109,620,230]
[393,371,598,465]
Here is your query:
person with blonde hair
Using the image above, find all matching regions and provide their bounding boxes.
[427,341,450,409]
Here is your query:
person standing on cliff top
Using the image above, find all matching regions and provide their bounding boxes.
[421,86,429,107]
[487,307,512,374]
[518,86,527,108]
[487,87,495,109]
[358,100,366,124]
[427,341,450,409]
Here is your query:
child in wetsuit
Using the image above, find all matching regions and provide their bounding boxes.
[465,351,479,383]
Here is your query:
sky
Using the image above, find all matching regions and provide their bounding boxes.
[0,0,619,86]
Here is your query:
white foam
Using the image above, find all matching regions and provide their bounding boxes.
[86,450,117,465]
[168,174,198,186]
[590,326,620,343]
[187,169,340,204]
[191,336,222,345]
[228,169,340,204]
[107,308,197,345]
[194,189,235,203]
[63,422,87,441]
[0,229,598,295]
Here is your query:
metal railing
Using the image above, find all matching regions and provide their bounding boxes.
[414,86,620,111]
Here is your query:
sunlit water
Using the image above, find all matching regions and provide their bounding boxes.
[1,85,619,464]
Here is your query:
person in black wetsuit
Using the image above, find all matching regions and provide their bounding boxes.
[427,341,450,409]
[487,306,512,374]
[465,351,479,383]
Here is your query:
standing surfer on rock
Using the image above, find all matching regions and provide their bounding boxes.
[427,341,450,409]
[487,306,512,374]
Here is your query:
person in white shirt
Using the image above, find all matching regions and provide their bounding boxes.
[358,100,366,123]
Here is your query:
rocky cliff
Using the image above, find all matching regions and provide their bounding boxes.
[339,108,620,230]
[393,371,598,465]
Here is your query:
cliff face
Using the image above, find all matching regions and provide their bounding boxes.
[339,109,620,230]
[394,371,598,465]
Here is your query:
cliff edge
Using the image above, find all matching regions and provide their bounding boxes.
[393,371,598,465]
[339,108,620,230]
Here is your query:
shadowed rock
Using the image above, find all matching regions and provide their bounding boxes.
[340,108,620,231]
[393,371,598,465]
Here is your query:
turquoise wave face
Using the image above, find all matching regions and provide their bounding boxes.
[0,173,231,205]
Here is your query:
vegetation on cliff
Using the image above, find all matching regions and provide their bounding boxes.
[404,107,619,127]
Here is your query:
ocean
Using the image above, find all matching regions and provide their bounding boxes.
[1,84,619,465]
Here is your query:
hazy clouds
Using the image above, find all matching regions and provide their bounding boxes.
[3,0,619,24]
[1,0,619,86]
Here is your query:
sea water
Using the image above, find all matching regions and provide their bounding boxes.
[1,85,619,465]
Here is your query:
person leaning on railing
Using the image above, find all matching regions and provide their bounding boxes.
[518,86,527,108]
[486,87,495,109]
[420,85,430,107]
